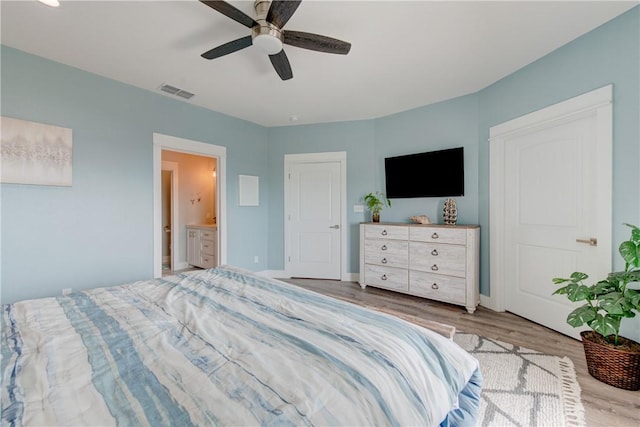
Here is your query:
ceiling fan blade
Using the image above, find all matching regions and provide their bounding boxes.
[269,50,293,80]
[267,0,302,29]
[201,35,253,60]
[199,0,258,28]
[283,31,351,55]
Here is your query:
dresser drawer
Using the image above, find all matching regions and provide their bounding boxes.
[364,224,409,240]
[200,239,215,256]
[409,242,466,277]
[364,239,408,268]
[410,271,466,305]
[364,264,408,292]
[410,226,466,245]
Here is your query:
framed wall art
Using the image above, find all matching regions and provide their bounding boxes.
[1,116,73,186]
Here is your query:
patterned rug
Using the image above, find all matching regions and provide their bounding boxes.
[453,333,586,427]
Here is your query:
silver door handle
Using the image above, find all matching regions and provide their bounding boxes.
[576,237,598,246]
[329,224,340,229]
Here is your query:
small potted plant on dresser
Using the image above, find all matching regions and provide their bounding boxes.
[553,223,640,390]
[363,191,391,223]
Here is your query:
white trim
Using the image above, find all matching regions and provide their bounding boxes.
[161,161,179,272]
[262,270,359,283]
[488,85,612,312]
[489,85,612,140]
[284,151,348,281]
[153,133,227,278]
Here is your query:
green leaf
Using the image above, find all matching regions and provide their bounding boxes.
[566,305,595,327]
[624,223,640,244]
[552,277,570,285]
[599,292,628,315]
[619,241,639,267]
[592,280,617,295]
[588,314,620,337]
[608,270,638,284]
[567,284,593,302]
[553,285,570,295]
[625,289,640,310]
[570,272,589,282]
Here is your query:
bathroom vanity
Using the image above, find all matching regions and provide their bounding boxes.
[186,224,217,269]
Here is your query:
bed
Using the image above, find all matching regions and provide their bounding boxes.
[1,265,481,426]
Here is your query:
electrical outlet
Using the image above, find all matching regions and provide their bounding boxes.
[62,288,72,296]
[354,204,364,213]
[254,255,259,263]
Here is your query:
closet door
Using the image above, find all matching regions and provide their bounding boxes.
[490,86,612,339]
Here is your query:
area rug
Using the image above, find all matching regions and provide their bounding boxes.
[453,333,586,427]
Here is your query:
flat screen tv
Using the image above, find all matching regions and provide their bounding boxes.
[385,147,464,198]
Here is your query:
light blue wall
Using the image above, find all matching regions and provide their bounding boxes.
[266,121,376,272]
[373,94,480,226]
[2,5,638,322]
[477,5,640,297]
[477,6,639,341]
[266,95,479,275]
[1,46,269,303]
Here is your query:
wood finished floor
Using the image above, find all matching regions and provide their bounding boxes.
[282,278,639,427]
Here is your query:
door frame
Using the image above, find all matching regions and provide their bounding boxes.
[487,85,612,311]
[284,151,347,281]
[161,161,179,272]
[153,133,227,278]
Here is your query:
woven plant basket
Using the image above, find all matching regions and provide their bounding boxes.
[581,331,640,390]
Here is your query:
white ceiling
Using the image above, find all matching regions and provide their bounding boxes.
[1,0,637,127]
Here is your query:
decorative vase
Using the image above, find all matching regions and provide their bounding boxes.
[372,212,380,223]
[443,198,458,225]
[580,330,640,390]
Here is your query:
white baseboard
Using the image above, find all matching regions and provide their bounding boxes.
[344,272,358,282]
[261,270,287,279]
[175,261,190,271]
[479,294,502,312]
[261,270,358,283]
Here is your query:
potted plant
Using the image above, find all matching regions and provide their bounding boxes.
[553,223,640,390]
[363,192,391,223]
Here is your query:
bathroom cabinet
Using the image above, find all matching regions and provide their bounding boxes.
[186,225,217,269]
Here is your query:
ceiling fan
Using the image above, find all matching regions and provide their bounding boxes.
[199,0,351,80]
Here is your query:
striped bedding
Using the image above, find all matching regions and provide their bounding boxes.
[1,265,481,426]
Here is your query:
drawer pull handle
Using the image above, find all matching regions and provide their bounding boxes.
[381,245,387,251]
[431,232,439,239]
[381,230,388,236]
[431,249,438,256]
[381,258,388,264]
[431,264,439,271]
[431,283,439,290]
[381,274,388,281]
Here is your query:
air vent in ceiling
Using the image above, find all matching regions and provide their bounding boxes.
[159,83,195,100]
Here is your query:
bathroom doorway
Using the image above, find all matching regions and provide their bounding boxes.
[153,133,227,278]
[161,150,217,274]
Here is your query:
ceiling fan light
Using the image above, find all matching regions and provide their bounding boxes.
[253,34,283,55]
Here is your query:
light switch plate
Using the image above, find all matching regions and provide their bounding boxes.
[354,204,364,213]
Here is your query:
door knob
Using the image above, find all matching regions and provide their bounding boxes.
[329,224,340,229]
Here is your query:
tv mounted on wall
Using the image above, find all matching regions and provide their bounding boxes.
[384,147,464,198]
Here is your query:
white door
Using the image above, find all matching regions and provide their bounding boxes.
[162,161,179,273]
[490,86,612,340]
[285,153,345,280]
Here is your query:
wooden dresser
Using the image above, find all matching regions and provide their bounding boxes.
[359,222,479,313]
